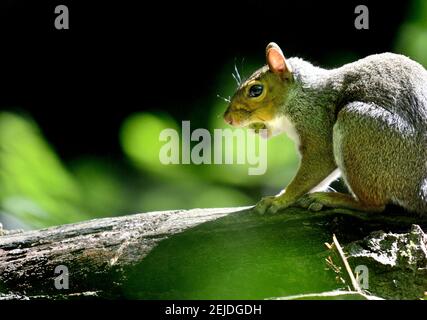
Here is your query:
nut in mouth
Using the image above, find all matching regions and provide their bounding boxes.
[248,122,267,133]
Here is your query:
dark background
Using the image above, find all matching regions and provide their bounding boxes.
[0,0,410,160]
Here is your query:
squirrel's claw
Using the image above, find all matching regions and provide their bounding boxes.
[296,194,324,211]
[253,196,276,214]
[253,196,291,214]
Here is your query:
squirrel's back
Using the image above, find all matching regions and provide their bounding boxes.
[333,53,427,129]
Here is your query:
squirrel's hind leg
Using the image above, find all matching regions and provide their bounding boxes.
[296,191,385,212]
[330,101,417,213]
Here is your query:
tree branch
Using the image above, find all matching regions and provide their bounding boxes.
[0,206,425,299]
[0,207,248,299]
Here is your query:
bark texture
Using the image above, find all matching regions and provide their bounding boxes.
[0,206,425,299]
[0,207,248,299]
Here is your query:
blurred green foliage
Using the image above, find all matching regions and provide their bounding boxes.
[0,113,86,228]
[0,0,426,230]
[395,0,427,67]
[0,59,300,229]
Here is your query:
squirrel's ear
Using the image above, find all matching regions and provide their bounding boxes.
[266,42,292,75]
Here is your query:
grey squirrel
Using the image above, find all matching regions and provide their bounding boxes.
[223,42,427,215]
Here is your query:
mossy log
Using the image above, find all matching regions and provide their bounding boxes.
[0,206,425,299]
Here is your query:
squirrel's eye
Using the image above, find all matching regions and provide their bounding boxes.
[248,84,264,98]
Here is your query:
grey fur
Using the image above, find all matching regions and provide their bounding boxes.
[284,53,427,215]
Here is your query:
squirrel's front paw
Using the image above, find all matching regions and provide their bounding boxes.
[295,193,325,211]
[254,196,292,214]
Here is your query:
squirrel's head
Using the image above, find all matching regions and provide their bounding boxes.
[223,42,293,136]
